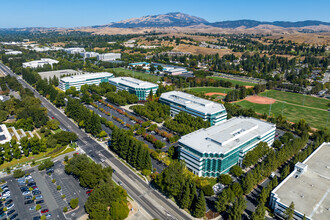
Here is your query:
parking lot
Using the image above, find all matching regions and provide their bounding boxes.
[0,157,88,220]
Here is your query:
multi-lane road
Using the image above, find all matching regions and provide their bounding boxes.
[0,63,192,220]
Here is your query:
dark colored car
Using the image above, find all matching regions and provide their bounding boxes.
[24,195,32,200]
[20,187,28,192]
[28,182,36,187]
[36,200,44,204]
[32,217,41,220]
[24,200,34,205]
[5,199,13,206]
[32,191,41,196]
[10,213,18,220]
[7,209,15,216]
[40,209,48,214]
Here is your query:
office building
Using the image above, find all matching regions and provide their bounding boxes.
[64,48,85,55]
[0,124,12,144]
[159,91,227,125]
[97,53,121,61]
[81,52,99,59]
[59,72,114,91]
[108,77,158,100]
[5,51,22,55]
[270,142,330,220]
[38,69,79,80]
[178,117,276,177]
[22,58,59,69]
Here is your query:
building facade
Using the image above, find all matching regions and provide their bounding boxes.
[97,53,121,61]
[159,91,227,126]
[22,58,59,68]
[0,124,12,144]
[108,77,158,100]
[64,48,85,54]
[178,117,276,177]
[270,142,330,220]
[59,72,114,91]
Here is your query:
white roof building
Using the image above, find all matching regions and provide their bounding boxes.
[80,52,99,58]
[22,58,59,69]
[0,124,12,144]
[64,48,86,55]
[97,53,121,61]
[5,51,22,55]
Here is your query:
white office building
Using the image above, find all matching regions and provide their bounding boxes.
[109,77,158,100]
[178,117,276,177]
[22,58,59,69]
[97,53,121,61]
[5,51,22,55]
[80,52,99,59]
[0,124,12,144]
[59,72,114,91]
[64,48,86,55]
[270,142,330,220]
[159,91,227,125]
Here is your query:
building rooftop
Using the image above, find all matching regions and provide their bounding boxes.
[38,69,79,79]
[179,117,275,154]
[109,77,158,89]
[160,91,225,115]
[273,142,330,220]
[60,72,114,83]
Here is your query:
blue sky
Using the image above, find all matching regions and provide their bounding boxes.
[1,0,329,28]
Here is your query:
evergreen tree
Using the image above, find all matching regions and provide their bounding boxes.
[285,202,295,220]
[251,203,265,220]
[228,196,246,220]
[193,191,206,218]
[180,182,190,209]
[189,182,197,209]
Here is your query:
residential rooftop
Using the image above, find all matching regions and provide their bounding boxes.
[60,72,114,82]
[109,77,158,89]
[160,91,225,115]
[272,142,330,220]
[179,117,275,154]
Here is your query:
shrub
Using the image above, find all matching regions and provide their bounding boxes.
[217,174,233,185]
[202,184,215,196]
[52,179,56,183]
[57,185,61,191]
[64,155,69,162]
[63,206,68,212]
[142,169,151,176]
[38,160,54,171]
[230,165,243,177]
[61,194,66,199]
[13,169,25,178]
[109,201,129,220]
[36,204,41,211]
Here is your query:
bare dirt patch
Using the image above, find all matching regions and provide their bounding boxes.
[245,86,254,89]
[205,92,227,96]
[245,95,276,104]
[172,44,243,57]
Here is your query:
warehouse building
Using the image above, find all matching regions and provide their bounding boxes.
[159,91,227,125]
[59,72,114,91]
[270,142,330,220]
[108,77,158,100]
[178,117,276,177]
[97,53,121,61]
[22,58,59,69]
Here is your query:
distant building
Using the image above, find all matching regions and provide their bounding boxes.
[163,67,188,75]
[64,48,86,55]
[59,72,114,91]
[108,77,158,100]
[0,125,12,144]
[128,62,150,68]
[159,91,227,125]
[38,69,79,80]
[5,51,22,55]
[270,142,330,220]
[22,58,59,69]
[97,53,121,61]
[81,52,99,59]
[178,117,276,177]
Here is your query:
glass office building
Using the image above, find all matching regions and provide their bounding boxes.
[159,91,227,125]
[108,77,158,100]
[178,117,276,177]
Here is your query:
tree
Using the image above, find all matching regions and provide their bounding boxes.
[231,182,243,197]
[281,165,290,180]
[251,203,265,220]
[180,182,190,209]
[228,196,246,220]
[285,202,295,220]
[149,65,156,73]
[230,165,243,177]
[36,204,42,211]
[218,174,232,185]
[46,119,60,130]
[70,198,79,209]
[109,201,129,220]
[55,92,66,107]
[157,65,163,72]
[193,191,206,218]
[13,169,25,178]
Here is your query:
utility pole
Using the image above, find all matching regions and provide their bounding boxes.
[269,103,272,116]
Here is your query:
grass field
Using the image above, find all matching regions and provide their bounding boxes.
[110,68,160,83]
[185,87,233,94]
[236,100,328,129]
[208,76,257,86]
[260,90,329,110]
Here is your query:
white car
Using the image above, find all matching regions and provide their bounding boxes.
[22,191,30,195]
[6,203,14,210]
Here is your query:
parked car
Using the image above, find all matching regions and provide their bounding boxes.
[0,185,7,189]
[28,182,36,187]
[40,209,49,214]
[5,199,13,206]
[86,189,93,194]
[33,216,41,220]
[32,190,41,195]
[45,214,52,218]
[0,213,5,218]
[32,186,38,190]
[25,175,32,180]
[24,195,32,200]
[29,206,36,211]
[36,200,44,204]
[24,200,34,205]
[6,204,14,210]
[22,191,30,196]
[20,187,28,192]
[6,209,15,216]
[35,195,43,200]
[10,213,18,220]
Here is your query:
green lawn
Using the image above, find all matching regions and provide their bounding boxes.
[260,90,329,110]
[110,68,160,83]
[235,100,329,129]
[185,87,233,94]
[208,76,257,86]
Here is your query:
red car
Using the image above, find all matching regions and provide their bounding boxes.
[86,189,93,194]
[41,209,49,214]
[32,186,38,189]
